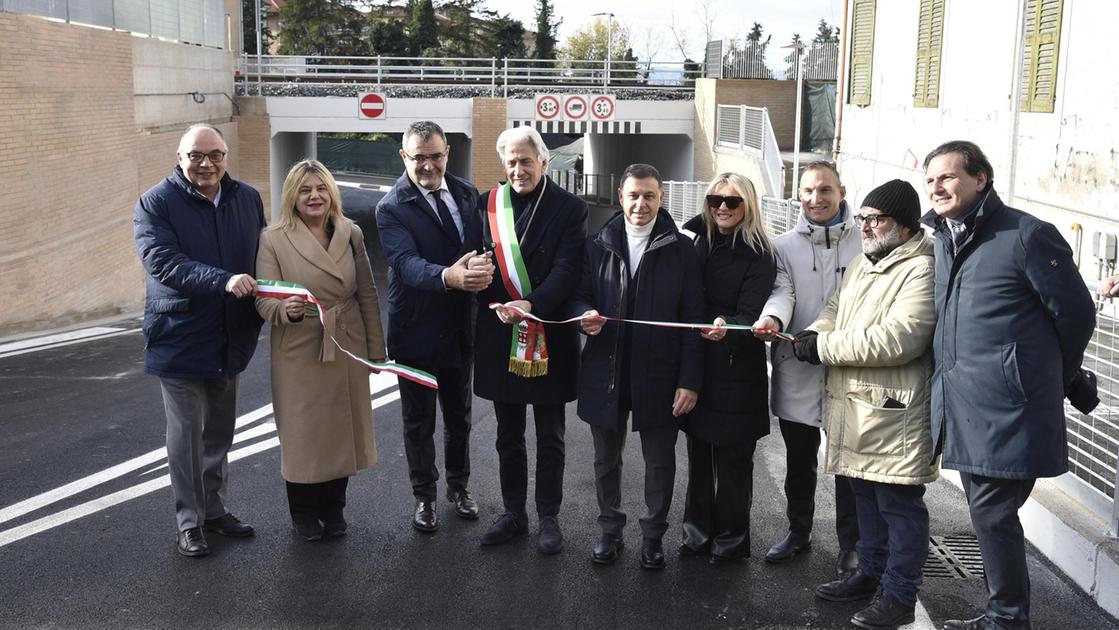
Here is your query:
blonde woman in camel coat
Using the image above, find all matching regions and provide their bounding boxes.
[255,159,386,541]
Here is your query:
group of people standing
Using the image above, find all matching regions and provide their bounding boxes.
[134,120,1098,630]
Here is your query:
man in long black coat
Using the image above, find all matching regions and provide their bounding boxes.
[922,141,1096,630]
[573,163,705,570]
[475,127,587,554]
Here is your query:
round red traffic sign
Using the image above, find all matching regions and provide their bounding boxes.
[536,95,560,120]
[359,93,385,119]
[590,95,615,121]
[564,95,587,120]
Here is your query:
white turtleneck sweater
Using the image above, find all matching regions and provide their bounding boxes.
[624,218,656,278]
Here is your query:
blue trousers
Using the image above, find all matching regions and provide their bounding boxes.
[849,478,929,606]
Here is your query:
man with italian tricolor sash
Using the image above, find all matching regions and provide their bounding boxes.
[475,126,588,555]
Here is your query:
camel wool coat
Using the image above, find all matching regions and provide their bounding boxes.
[255,216,387,484]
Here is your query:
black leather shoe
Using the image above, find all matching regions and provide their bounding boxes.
[323,517,347,538]
[836,548,859,578]
[292,515,324,541]
[176,527,209,558]
[816,570,881,602]
[204,512,255,538]
[412,500,438,532]
[851,592,915,629]
[765,531,812,563]
[943,616,999,630]
[480,511,527,545]
[640,537,666,570]
[591,534,624,565]
[537,516,564,554]
[447,488,479,520]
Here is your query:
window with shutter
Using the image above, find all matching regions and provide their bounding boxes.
[848,0,876,106]
[1021,0,1063,113]
[913,0,945,108]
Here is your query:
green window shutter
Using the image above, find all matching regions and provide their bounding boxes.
[849,0,876,106]
[913,0,945,108]
[1021,0,1063,113]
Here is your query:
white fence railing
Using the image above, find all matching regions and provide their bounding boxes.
[663,181,709,225]
[1,0,228,49]
[238,55,703,95]
[715,104,785,197]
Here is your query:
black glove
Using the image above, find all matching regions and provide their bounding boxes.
[1066,368,1099,415]
[792,330,821,365]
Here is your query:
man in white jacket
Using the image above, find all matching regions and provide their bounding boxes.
[753,162,862,576]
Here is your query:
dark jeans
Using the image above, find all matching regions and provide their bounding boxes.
[493,401,566,517]
[591,422,678,540]
[960,473,1036,629]
[849,478,929,607]
[286,477,349,524]
[681,434,756,559]
[778,419,859,549]
[397,359,472,501]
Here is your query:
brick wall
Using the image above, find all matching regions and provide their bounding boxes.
[0,13,142,334]
[715,80,799,149]
[470,98,508,191]
[233,113,272,216]
[0,13,246,335]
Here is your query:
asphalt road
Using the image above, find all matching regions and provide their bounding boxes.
[0,174,1115,629]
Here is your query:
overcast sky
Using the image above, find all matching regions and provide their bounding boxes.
[483,0,844,67]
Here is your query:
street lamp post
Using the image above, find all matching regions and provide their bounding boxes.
[782,40,806,194]
[592,12,615,88]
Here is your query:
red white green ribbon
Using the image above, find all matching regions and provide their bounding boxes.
[488,183,549,377]
[487,302,797,342]
[255,279,439,389]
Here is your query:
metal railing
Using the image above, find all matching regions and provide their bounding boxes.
[760,196,801,237]
[239,55,703,96]
[715,104,785,196]
[705,39,838,81]
[663,181,709,225]
[550,171,618,207]
[1,0,228,49]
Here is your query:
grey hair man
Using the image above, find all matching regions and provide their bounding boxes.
[133,123,266,557]
[473,125,587,554]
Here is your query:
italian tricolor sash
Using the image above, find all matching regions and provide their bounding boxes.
[488,183,548,377]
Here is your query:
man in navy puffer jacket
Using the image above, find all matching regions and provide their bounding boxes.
[133,124,265,558]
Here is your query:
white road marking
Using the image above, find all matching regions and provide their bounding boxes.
[0,328,141,359]
[0,371,400,543]
[0,327,125,353]
[912,599,937,629]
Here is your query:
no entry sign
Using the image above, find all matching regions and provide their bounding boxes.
[359,93,386,119]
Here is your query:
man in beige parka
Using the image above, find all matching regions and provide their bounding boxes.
[790,179,938,630]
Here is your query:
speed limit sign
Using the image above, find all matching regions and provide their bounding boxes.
[534,94,561,120]
[590,95,616,121]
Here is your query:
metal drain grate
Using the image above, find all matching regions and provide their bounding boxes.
[924,535,986,579]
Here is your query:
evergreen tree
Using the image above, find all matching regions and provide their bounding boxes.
[241,0,272,55]
[369,18,409,56]
[533,0,559,60]
[487,16,527,59]
[277,0,369,57]
[407,0,440,56]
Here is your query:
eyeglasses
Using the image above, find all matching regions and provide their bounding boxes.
[185,150,227,164]
[403,151,447,165]
[853,214,894,228]
[706,195,745,210]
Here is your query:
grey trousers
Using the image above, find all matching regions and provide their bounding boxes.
[159,375,239,531]
[591,424,678,540]
[960,473,1036,630]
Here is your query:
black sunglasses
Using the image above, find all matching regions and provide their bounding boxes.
[706,194,744,210]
